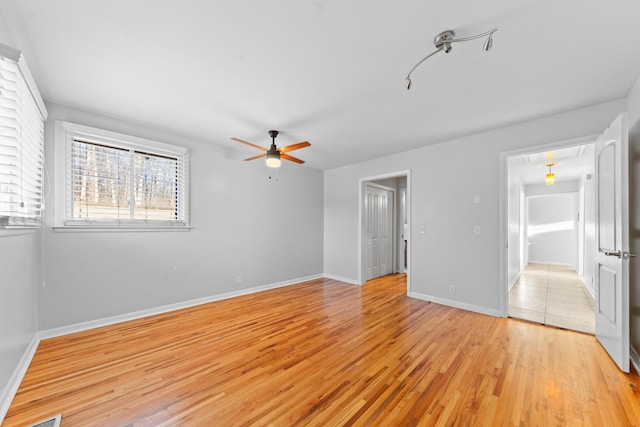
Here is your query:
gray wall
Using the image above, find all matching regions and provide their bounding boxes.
[324,99,626,314]
[0,232,39,407]
[39,102,324,329]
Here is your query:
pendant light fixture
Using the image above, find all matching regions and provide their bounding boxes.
[405,27,498,90]
[545,163,556,185]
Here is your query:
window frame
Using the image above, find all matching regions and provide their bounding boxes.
[54,121,190,231]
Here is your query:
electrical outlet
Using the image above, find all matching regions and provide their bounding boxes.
[236,276,242,285]
[449,285,456,294]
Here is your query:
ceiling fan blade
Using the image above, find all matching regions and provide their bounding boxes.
[281,153,305,164]
[231,137,267,151]
[244,153,267,161]
[279,141,311,153]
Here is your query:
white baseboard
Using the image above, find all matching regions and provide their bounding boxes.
[322,274,359,285]
[409,292,502,317]
[508,272,521,292]
[40,274,323,340]
[527,260,575,268]
[0,335,40,423]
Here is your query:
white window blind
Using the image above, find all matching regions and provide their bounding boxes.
[0,43,47,228]
[58,122,188,228]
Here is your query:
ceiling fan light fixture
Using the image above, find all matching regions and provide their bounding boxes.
[266,151,281,168]
[231,129,310,167]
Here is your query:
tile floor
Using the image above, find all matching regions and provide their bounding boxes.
[508,263,595,334]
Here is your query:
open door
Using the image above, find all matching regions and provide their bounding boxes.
[594,113,634,372]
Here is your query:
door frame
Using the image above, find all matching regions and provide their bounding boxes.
[358,170,411,293]
[499,135,597,316]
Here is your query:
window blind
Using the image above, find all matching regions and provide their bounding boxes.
[0,44,47,227]
[65,137,187,226]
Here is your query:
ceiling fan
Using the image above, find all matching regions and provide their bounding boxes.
[231,130,311,168]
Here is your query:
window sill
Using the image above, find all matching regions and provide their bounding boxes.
[52,226,192,233]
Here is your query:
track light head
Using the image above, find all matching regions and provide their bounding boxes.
[483,34,494,52]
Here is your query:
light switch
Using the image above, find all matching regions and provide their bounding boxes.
[473,194,481,204]
[473,225,481,235]
[419,225,426,235]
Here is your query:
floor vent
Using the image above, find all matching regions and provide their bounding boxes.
[28,414,62,427]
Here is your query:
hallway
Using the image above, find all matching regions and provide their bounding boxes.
[508,263,595,334]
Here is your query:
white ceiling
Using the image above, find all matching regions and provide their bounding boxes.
[2,0,640,170]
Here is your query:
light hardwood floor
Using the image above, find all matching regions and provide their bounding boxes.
[5,274,640,426]
[509,263,595,334]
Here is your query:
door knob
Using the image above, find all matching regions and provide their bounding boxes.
[604,250,638,259]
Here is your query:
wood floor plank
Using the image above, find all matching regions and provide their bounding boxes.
[4,274,640,426]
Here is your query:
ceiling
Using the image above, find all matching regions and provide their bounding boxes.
[2,0,640,170]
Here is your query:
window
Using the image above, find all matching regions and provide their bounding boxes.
[55,122,189,229]
[0,43,47,228]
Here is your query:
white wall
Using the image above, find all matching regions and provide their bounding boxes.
[324,99,625,315]
[525,193,578,268]
[39,103,324,330]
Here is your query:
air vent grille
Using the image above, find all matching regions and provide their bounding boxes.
[28,414,62,427]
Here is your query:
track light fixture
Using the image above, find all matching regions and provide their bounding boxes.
[405,27,498,90]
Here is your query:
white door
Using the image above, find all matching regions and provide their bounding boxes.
[594,113,632,372]
[365,185,394,281]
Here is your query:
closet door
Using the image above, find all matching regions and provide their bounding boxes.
[365,185,393,281]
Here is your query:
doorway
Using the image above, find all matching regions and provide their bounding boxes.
[505,142,597,333]
[359,171,411,292]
